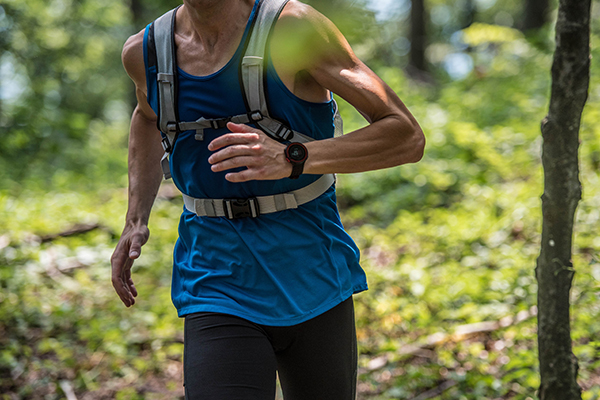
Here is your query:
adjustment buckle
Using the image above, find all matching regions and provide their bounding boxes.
[161,137,172,153]
[223,198,260,219]
[275,124,293,141]
[249,111,263,122]
[210,119,222,130]
[166,122,178,134]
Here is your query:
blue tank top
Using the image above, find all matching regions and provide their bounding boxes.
[143,0,367,326]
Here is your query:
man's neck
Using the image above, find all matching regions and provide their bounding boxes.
[180,0,255,49]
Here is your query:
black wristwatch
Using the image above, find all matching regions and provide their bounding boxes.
[284,142,308,179]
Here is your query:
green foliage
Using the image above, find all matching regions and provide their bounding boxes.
[303,0,378,45]
[0,0,132,189]
[339,19,600,399]
[2,0,600,399]
[0,192,184,397]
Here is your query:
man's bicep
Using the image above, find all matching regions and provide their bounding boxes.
[313,56,409,125]
[285,8,406,123]
[134,86,157,122]
[122,31,158,122]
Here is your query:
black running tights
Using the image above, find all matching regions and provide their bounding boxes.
[183,297,357,400]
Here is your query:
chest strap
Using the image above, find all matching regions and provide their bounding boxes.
[182,174,335,219]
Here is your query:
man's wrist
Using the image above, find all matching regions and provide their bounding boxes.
[124,214,150,228]
[284,143,308,179]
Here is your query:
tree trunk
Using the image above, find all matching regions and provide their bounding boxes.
[130,0,145,32]
[536,0,590,399]
[523,0,550,31]
[129,0,145,111]
[461,0,476,29]
[409,0,427,72]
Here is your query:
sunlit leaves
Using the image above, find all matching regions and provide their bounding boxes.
[1,0,131,188]
[462,22,523,46]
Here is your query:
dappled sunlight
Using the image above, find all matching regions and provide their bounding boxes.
[2,0,600,398]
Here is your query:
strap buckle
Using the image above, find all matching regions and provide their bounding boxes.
[166,122,178,134]
[275,124,293,141]
[161,136,172,152]
[249,111,263,122]
[210,119,224,130]
[223,198,260,219]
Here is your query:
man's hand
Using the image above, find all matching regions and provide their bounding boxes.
[110,221,149,307]
[208,122,293,182]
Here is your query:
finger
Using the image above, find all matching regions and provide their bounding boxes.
[225,168,267,183]
[122,266,138,298]
[208,133,260,152]
[129,233,145,259]
[121,265,136,306]
[226,121,262,134]
[112,257,134,307]
[113,278,133,307]
[210,149,266,172]
[111,243,130,271]
[212,156,260,173]
[121,269,137,297]
[111,249,131,306]
[128,277,138,297]
[120,281,135,306]
[208,144,259,165]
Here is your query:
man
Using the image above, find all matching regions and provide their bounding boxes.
[111,0,424,398]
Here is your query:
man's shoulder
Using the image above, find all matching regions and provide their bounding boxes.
[122,29,146,84]
[276,1,332,38]
[271,1,344,72]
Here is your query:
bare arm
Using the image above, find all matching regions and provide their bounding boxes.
[273,2,425,173]
[208,1,424,181]
[110,31,164,307]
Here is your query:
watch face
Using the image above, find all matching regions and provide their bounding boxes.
[287,143,307,162]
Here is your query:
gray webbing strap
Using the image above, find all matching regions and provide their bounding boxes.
[152,0,343,187]
[242,0,289,116]
[154,8,179,179]
[155,9,177,142]
[333,99,344,137]
[242,0,292,139]
[182,173,335,218]
[241,0,343,142]
[178,118,214,142]
[178,111,263,141]
[257,118,313,143]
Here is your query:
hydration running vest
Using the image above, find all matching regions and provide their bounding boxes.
[147,0,343,219]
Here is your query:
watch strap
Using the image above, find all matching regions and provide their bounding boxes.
[285,142,308,179]
[290,162,304,179]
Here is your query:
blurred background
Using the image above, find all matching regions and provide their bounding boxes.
[1,0,600,398]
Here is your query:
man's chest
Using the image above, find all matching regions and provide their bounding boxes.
[174,35,241,77]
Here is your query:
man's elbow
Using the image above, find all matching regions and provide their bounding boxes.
[407,126,425,163]
[377,114,425,167]
[390,116,425,165]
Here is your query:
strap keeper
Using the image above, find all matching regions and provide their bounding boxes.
[157,73,174,83]
[161,152,172,180]
[276,124,293,141]
[249,111,263,122]
[161,137,172,152]
[242,56,263,66]
[166,122,178,134]
[223,198,260,219]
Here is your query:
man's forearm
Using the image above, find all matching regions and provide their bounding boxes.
[125,107,164,225]
[303,114,425,175]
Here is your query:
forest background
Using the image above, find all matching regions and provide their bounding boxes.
[1,0,600,399]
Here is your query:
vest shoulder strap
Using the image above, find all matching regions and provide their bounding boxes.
[148,1,343,181]
[241,0,290,119]
[148,7,180,179]
[241,0,344,140]
[152,7,180,141]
